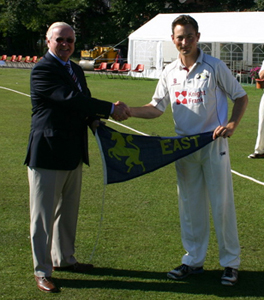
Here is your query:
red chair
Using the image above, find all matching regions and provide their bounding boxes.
[118,63,131,78]
[6,55,16,67]
[1,54,7,61]
[15,55,23,62]
[106,63,120,78]
[31,56,38,63]
[132,64,144,78]
[94,62,107,76]
[0,54,7,67]
[22,56,31,68]
[24,56,31,63]
[7,55,16,62]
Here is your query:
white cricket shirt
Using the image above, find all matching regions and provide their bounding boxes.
[150,49,247,136]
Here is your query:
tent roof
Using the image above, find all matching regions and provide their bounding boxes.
[129,12,264,44]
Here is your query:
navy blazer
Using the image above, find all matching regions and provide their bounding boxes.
[24,52,112,170]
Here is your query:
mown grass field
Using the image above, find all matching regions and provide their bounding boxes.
[0,67,264,300]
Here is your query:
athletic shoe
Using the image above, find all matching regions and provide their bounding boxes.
[167,264,204,280]
[248,153,264,159]
[221,267,238,286]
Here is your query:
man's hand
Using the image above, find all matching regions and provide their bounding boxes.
[91,120,105,133]
[111,101,131,121]
[213,125,233,140]
[213,94,248,140]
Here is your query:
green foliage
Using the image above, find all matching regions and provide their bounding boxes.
[254,0,264,10]
[162,0,256,12]
[109,0,170,41]
[0,0,261,57]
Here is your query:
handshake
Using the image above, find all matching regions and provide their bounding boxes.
[111,101,131,121]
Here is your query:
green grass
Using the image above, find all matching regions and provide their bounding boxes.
[1,68,264,300]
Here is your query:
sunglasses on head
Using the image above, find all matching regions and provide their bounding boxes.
[55,37,75,44]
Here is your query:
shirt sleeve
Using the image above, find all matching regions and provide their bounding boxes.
[150,69,170,112]
[216,60,247,102]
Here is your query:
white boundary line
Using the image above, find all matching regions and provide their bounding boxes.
[0,86,30,97]
[1,85,264,186]
[107,119,149,136]
[231,170,264,186]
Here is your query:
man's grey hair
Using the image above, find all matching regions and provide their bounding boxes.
[46,22,76,41]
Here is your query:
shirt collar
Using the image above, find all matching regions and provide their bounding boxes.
[196,48,203,64]
[48,49,69,66]
[179,48,203,71]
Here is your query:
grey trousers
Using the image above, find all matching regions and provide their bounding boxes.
[28,163,83,277]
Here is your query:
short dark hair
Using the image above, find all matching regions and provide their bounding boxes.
[171,15,199,34]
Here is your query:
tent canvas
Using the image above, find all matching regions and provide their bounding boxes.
[128,12,264,79]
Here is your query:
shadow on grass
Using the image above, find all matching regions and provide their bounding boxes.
[54,268,264,297]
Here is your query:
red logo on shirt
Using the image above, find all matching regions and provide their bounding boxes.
[175,91,187,105]
[175,90,206,105]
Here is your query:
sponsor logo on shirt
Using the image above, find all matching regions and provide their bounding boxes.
[175,90,206,105]
[196,70,209,80]
[175,91,187,105]
[171,78,180,86]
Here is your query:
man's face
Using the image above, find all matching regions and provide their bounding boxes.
[171,24,200,58]
[47,26,75,62]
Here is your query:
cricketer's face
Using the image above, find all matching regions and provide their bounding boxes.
[47,26,75,62]
[171,24,200,58]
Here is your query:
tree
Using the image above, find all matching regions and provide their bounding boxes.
[253,0,264,10]
[0,0,260,57]
[165,0,256,12]
[109,0,173,42]
[73,0,111,50]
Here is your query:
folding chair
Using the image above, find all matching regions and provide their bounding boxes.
[106,63,120,78]
[0,55,7,67]
[6,55,16,67]
[94,62,107,77]
[15,55,23,62]
[1,54,7,61]
[7,55,16,62]
[12,55,23,68]
[31,56,38,63]
[131,64,144,79]
[118,63,131,79]
[22,56,31,68]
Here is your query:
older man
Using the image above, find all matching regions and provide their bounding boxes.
[25,22,129,293]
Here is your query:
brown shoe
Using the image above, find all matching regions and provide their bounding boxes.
[53,262,94,273]
[35,276,60,293]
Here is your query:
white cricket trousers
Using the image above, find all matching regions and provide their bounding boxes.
[175,137,240,269]
[254,93,264,154]
[28,164,83,277]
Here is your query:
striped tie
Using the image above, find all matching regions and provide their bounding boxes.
[65,62,82,91]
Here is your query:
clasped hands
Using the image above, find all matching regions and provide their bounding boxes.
[111,101,131,121]
[91,101,130,133]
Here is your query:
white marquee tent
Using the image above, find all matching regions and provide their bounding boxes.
[128,12,264,79]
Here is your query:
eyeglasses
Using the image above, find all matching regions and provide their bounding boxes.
[55,37,75,44]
